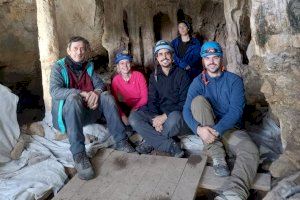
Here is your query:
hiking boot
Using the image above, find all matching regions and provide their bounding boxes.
[73,152,95,180]
[213,158,230,177]
[136,141,154,154]
[169,142,184,158]
[115,140,136,153]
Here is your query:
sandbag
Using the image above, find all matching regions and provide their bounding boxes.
[0,84,20,163]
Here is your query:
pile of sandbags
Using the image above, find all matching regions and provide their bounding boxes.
[0,84,21,163]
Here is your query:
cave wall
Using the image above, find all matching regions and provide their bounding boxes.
[1,0,299,177]
[0,0,40,92]
[0,0,226,75]
[223,0,300,177]
[54,0,107,58]
[248,0,300,177]
[101,0,226,70]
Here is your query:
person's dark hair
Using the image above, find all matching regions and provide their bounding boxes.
[177,20,193,36]
[67,36,90,51]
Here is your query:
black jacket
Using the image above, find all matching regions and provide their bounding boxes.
[145,65,191,115]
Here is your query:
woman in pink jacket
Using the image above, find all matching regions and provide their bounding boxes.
[111,52,148,130]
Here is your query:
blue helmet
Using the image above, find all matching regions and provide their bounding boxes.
[115,52,133,64]
[153,40,174,55]
[200,41,223,58]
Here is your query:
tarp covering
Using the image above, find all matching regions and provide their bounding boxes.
[0,84,20,163]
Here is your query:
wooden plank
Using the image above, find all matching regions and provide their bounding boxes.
[97,151,149,200]
[71,150,128,200]
[89,153,186,200]
[52,148,114,200]
[37,189,53,200]
[172,154,207,200]
[107,154,156,200]
[149,156,187,200]
[198,166,271,191]
[129,155,176,200]
[55,151,209,200]
[252,172,271,191]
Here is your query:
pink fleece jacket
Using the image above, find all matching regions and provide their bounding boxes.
[111,71,148,116]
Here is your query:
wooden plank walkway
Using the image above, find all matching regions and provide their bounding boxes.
[53,149,207,200]
[199,166,271,191]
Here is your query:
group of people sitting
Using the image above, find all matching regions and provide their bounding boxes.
[50,21,259,200]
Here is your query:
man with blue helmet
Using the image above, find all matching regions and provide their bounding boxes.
[129,40,191,157]
[183,41,259,200]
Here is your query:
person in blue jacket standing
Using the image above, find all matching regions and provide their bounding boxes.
[171,20,202,79]
[183,41,259,200]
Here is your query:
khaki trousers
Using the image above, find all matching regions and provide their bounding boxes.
[191,96,259,199]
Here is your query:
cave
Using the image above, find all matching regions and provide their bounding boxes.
[153,12,173,42]
[0,0,299,199]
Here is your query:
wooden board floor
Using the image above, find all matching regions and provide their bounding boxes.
[53,149,207,200]
[199,166,271,192]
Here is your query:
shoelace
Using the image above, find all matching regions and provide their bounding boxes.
[75,152,90,169]
[82,156,91,169]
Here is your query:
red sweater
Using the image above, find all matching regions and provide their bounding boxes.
[111,71,148,116]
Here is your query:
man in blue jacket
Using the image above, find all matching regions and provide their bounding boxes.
[129,40,191,157]
[50,36,135,180]
[183,41,259,200]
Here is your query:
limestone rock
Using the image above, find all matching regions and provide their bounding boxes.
[29,122,45,137]
[10,134,26,160]
[54,0,107,58]
[0,0,38,74]
[1,0,300,180]
[248,0,300,176]
[263,171,300,200]
[101,0,226,69]
[269,153,299,178]
[21,122,45,137]
[0,0,40,98]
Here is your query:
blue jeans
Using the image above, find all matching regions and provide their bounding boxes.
[63,92,127,155]
[129,110,190,153]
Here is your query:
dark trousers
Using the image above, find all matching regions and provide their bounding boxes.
[63,91,127,155]
[129,110,190,153]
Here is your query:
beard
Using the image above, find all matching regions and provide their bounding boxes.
[159,58,172,67]
[205,63,221,73]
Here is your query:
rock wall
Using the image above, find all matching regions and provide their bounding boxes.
[36,0,59,114]
[54,0,107,58]
[0,0,226,78]
[0,0,40,92]
[101,0,226,70]
[0,0,107,92]
[248,0,300,177]
[1,0,299,177]
[224,0,300,177]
